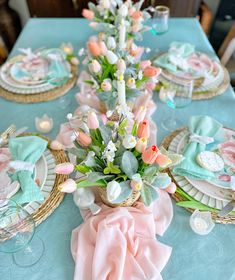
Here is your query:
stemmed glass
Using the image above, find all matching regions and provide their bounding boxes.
[160,73,193,132]
[0,199,44,267]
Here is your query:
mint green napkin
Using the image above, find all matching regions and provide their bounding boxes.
[173,116,222,180]
[10,136,47,204]
[154,42,195,72]
[169,42,195,58]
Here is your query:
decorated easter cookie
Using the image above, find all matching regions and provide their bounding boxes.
[197,151,224,172]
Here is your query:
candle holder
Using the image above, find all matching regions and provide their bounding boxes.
[35,114,53,134]
[189,209,215,235]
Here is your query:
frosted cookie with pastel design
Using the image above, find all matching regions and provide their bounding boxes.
[197,151,224,172]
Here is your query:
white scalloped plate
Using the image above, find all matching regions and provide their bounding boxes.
[24,149,56,214]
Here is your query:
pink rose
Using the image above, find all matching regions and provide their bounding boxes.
[144,66,161,78]
[218,140,235,168]
[82,9,94,20]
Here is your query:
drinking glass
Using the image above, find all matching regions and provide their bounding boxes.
[160,74,193,132]
[152,6,170,34]
[0,199,44,267]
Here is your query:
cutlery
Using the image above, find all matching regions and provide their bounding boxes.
[218,200,235,217]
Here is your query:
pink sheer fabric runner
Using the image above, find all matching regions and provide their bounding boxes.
[71,190,173,280]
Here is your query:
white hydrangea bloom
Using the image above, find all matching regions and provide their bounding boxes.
[103,141,117,162]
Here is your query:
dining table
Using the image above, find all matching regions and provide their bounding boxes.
[0,17,235,280]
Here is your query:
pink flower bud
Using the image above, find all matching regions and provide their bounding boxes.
[89,60,101,73]
[70,57,79,65]
[87,41,102,57]
[77,131,92,147]
[58,179,77,193]
[50,140,64,151]
[87,112,99,129]
[155,154,172,168]
[140,60,151,70]
[137,120,150,139]
[101,80,112,91]
[144,66,161,78]
[127,77,136,88]
[135,137,147,153]
[82,9,94,20]
[131,11,143,20]
[117,59,126,73]
[99,41,108,55]
[165,182,177,194]
[142,145,160,164]
[55,162,74,175]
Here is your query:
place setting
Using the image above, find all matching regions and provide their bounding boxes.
[0,46,78,103]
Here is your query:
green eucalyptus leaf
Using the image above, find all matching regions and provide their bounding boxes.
[98,124,112,145]
[151,173,171,189]
[126,88,141,100]
[121,151,139,179]
[176,201,215,211]
[140,184,158,206]
[75,165,91,174]
[143,165,158,177]
[111,181,133,204]
[87,172,115,182]
[67,148,87,159]
[77,179,106,188]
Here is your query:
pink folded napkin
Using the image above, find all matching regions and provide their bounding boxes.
[71,190,173,280]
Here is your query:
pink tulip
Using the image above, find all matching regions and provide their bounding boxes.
[140,60,151,70]
[50,140,64,151]
[131,24,142,33]
[87,112,99,129]
[89,22,98,29]
[130,45,142,57]
[82,9,94,20]
[135,138,147,153]
[137,120,150,139]
[77,131,92,147]
[100,114,108,125]
[146,82,156,92]
[128,7,136,16]
[55,162,74,175]
[131,11,143,20]
[135,106,146,124]
[87,41,102,57]
[144,66,161,78]
[99,41,108,55]
[58,179,77,193]
[165,182,177,194]
[117,59,126,73]
[142,145,160,164]
[101,80,112,91]
[155,154,172,168]
[127,77,136,88]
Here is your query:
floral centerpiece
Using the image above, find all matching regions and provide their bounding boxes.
[82,0,152,43]
[77,35,161,112]
[55,108,183,207]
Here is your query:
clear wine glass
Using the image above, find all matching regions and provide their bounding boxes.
[0,199,44,267]
[160,73,193,131]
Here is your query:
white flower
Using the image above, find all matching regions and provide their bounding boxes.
[122,135,137,149]
[138,70,143,80]
[116,104,133,119]
[118,3,128,17]
[100,0,110,9]
[84,151,96,167]
[78,48,85,56]
[103,141,117,162]
[107,36,116,49]
[106,50,118,65]
[127,78,136,89]
[107,181,121,202]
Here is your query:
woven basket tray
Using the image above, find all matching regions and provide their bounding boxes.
[161,128,235,224]
[0,64,77,104]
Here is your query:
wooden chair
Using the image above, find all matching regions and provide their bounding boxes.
[218,22,235,86]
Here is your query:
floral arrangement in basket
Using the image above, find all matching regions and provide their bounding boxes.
[82,0,152,42]
[77,35,161,112]
[55,108,183,207]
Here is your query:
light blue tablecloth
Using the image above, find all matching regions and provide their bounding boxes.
[0,18,235,280]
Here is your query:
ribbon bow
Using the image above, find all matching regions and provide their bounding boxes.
[189,133,214,145]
